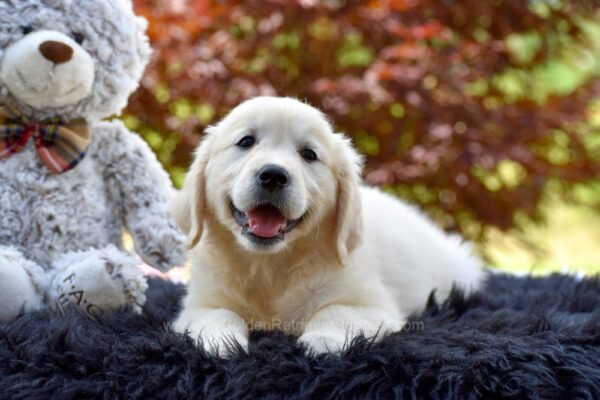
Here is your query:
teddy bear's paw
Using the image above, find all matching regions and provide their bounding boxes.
[49,247,148,318]
[0,248,46,321]
[131,221,187,271]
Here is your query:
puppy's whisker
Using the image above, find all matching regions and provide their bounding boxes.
[305,206,322,245]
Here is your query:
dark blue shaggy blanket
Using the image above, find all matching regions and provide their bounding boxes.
[1,273,600,399]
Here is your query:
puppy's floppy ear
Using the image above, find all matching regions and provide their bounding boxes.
[333,134,364,264]
[172,128,214,248]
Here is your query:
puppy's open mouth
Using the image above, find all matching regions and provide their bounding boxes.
[230,201,303,245]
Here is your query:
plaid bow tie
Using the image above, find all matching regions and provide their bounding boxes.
[0,105,90,174]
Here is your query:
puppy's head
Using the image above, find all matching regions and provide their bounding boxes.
[175,97,363,262]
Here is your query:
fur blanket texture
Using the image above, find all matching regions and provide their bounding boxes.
[1,273,600,399]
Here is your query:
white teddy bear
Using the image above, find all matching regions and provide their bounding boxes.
[0,0,187,320]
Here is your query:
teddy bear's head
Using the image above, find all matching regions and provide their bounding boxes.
[0,0,151,121]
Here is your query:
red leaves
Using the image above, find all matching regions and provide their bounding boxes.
[386,20,449,41]
[381,43,430,61]
[127,0,600,240]
[365,0,423,13]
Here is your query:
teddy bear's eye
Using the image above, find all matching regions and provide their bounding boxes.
[71,32,85,45]
[21,26,34,35]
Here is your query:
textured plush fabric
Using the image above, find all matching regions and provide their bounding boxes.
[0,0,187,320]
[0,119,186,271]
[0,0,151,121]
[1,273,599,399]
[0,0,186,272]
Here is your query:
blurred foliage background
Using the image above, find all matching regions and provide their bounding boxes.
[128,0,600,274]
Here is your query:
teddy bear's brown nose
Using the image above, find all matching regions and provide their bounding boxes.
[39,41,73,64]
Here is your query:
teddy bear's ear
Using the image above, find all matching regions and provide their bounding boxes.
[172,130,214,249]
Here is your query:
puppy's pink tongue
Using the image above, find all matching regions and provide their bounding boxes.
[247,205,287,238]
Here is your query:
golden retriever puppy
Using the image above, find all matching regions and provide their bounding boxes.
[173,96,485,355]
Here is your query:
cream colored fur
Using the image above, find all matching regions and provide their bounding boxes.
[174,97,485,355]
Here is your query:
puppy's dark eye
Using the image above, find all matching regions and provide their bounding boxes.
[237,135,255,149]
[21,26,34,35]
[300,148,317,162]
[71,32,85,45]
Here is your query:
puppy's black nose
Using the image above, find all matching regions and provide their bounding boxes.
[257,165,289,191]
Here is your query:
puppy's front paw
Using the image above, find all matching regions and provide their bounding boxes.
[298,331,347,355]
[174,308,249,357]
